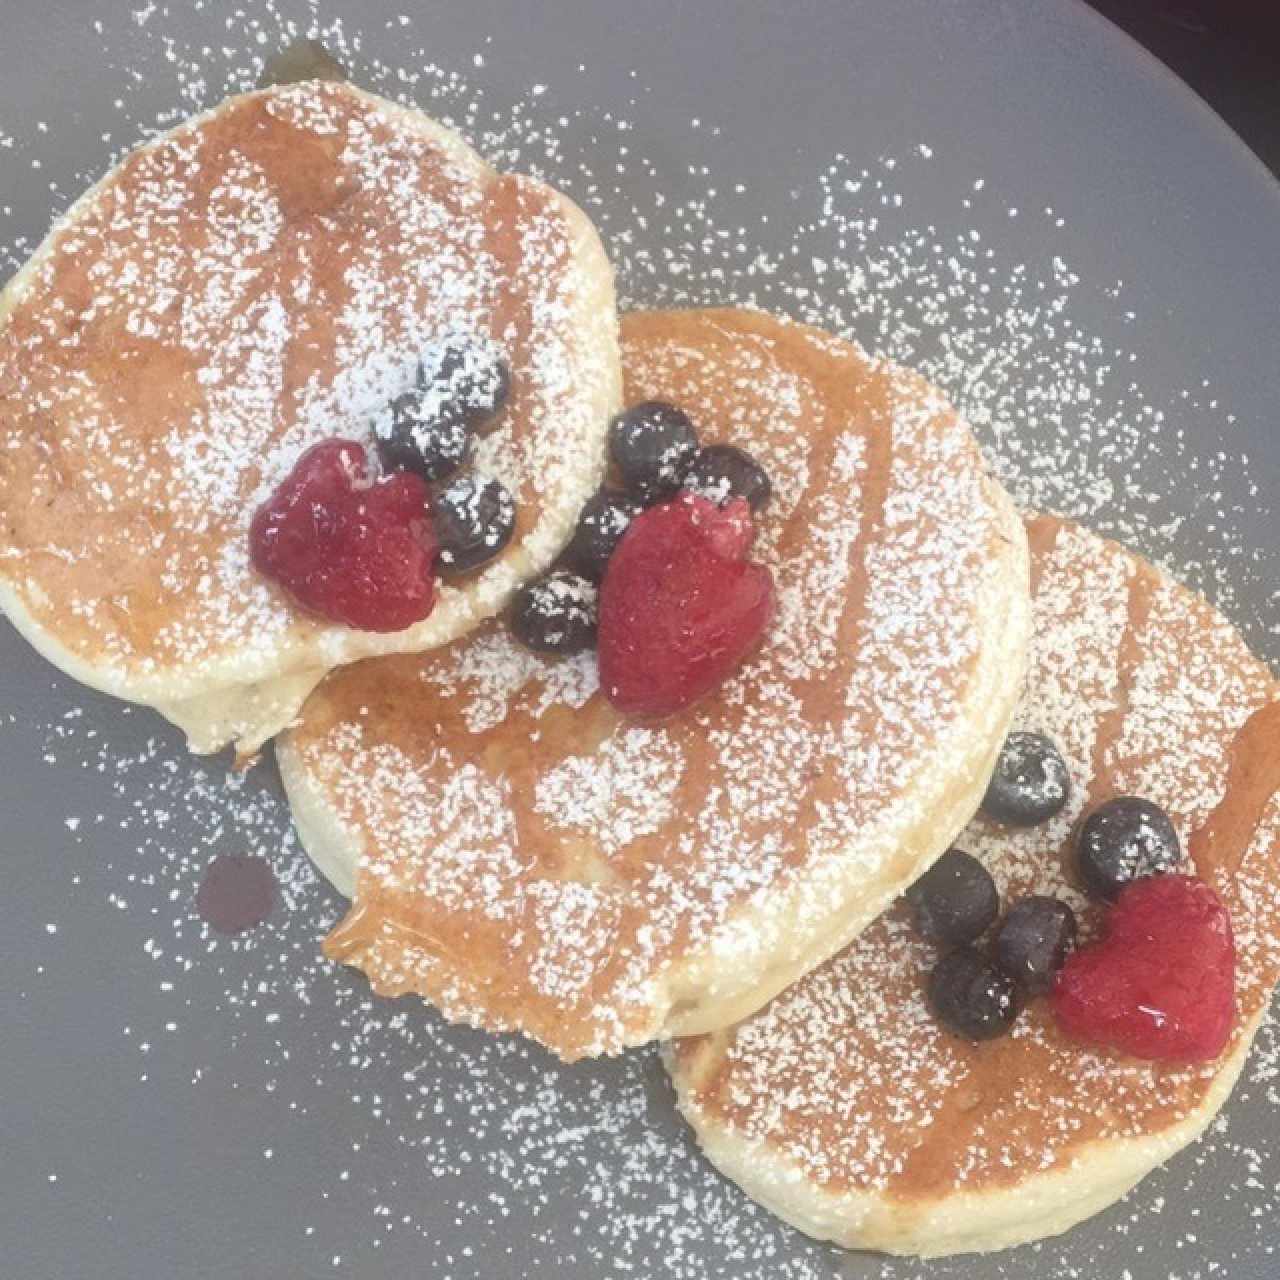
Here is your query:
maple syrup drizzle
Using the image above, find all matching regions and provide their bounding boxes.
[195,853,276,935]
[1088,555,1155,802]
[257,39,348,90]
[1190,699,1280,883]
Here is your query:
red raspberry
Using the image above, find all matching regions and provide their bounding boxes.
[250,440,438,632]
[1051,874,1236,1062]
[598,493,774,717]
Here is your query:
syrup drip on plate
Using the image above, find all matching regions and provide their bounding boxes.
[257,39,348,89]
[195,854,277,935]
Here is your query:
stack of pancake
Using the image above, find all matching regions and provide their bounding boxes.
[3,79,1277,1258]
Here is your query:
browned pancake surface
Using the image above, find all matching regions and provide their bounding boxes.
[671,514,1280,1199]
[287,307,1016,1058]
[0,82,596,678]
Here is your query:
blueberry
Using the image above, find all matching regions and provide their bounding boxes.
[1077,796,1181,901]
[419,341,511,426]
[609,401,699,504]
[510,570,598,655]
[995,896,1077,996]
[434,474,516,574]
[982,731,1071,827]
[928,946,1019,1041]
[563,489,643,581]
[905,848,1000,945]
[375,391,473,482]
[684,444,772,513]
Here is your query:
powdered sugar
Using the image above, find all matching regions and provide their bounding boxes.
[673,517,1280,1225]
[535,727,684,860]
[0,76,615,736]
[288,306,1017,1062]
[0,8,1277,1280]
[422,628,599,734]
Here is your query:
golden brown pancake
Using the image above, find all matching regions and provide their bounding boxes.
[0,81,619,753]
[666,513,1280,1256]
[277,306,1030,1060]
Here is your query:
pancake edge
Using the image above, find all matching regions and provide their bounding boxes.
[663,1005,1262,1257]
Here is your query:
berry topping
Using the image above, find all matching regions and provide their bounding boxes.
[563,488,644,582]
[608,400,700,504]
[1077,796,1181,901]
[510,570,598,656]
[928,946,1019,1041]
[249,440,437,632]
[433,474,516,575]
[418,340,511,427]
[1051,875,1236,1062]
[375,389,473,482]
[995,895,1077,995]
[597,493,774,718]
[684,444,773,512]
[905,848,1000,945]
[981,731,1071,827]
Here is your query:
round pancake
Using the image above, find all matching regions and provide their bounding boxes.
[665,514,1280,1257]
[277,306,1031,1061]
[0,80,620,754]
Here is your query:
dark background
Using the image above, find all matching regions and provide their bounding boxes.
[1085,0,1280,177]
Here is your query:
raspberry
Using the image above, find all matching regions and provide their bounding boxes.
[597,493,774,717]
[250,439,439,632]
[1051,874,1236,1062]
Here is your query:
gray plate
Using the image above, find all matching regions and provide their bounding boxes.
[1,3,1277,1278]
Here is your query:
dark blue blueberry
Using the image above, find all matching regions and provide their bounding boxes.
[905,848,1000,945]
[608,401,699,504]
[375,391,473,482]
[982,731,1071,827]
[1077,796,1181,901]
[376,341,512,480]
[564,488,643,581]
[684,444,772,512]
[928,946,1019,1041]
[995,896,1077,996]
[510,570,598,655]
[434,474,516,574]
[418,341,511,427]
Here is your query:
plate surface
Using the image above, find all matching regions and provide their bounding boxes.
[1,3,1277,1278]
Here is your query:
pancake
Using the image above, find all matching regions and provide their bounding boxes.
[276,306,1031,1061]
[665,514,1280,1256]
[0,80,620,754]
